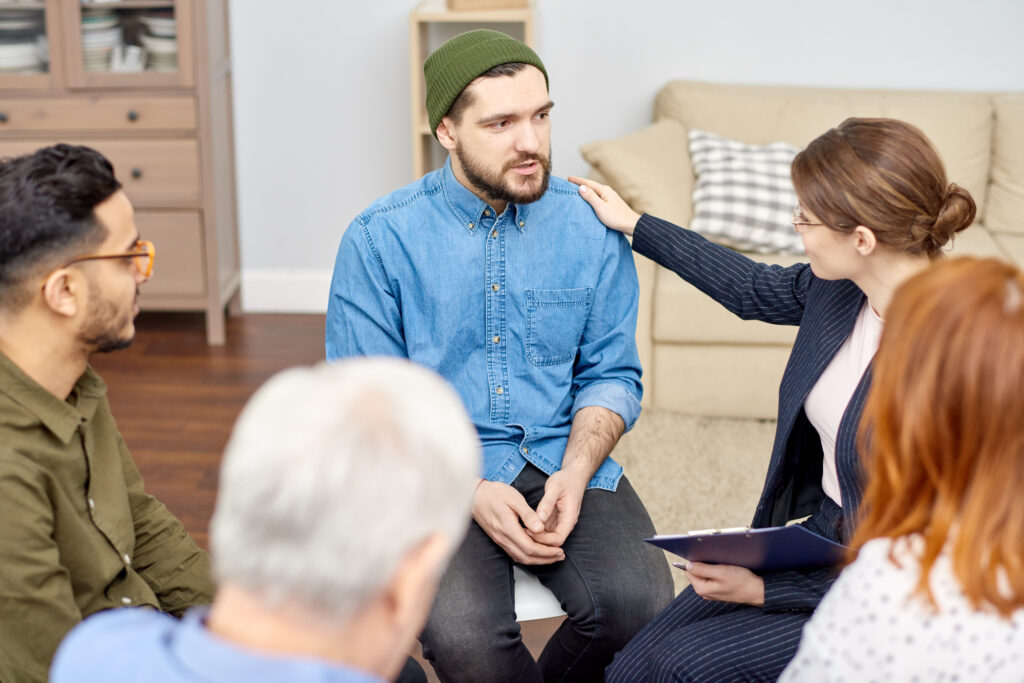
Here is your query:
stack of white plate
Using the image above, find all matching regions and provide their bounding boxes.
[0,10,46,73]
[0,8,42,32]
[81,8,122,72]
[139,11,176,72]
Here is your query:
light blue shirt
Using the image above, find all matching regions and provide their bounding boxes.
[50,608,385,683]
[326,158,642,490]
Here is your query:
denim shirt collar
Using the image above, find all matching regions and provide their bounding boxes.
[439,157,530,235]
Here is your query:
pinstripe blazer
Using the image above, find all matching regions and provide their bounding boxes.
[633,215,871,610]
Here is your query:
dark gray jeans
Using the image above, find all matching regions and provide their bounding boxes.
[420,464,673,683]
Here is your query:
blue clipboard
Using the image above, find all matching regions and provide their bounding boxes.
[644,524,845,573]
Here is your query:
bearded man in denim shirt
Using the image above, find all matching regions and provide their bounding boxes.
[326,30,672,683]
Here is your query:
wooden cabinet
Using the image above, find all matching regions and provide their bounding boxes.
[0,95,197,131]
[409,0,534,179]
[0,0,239,344]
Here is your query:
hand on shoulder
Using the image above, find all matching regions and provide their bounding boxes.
[567,177,641,236]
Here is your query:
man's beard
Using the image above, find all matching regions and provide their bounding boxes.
[456,143,551,207]
[78,285,136,354]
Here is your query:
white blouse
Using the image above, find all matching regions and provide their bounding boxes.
[780,535,1024,682]
[804,301,883,506]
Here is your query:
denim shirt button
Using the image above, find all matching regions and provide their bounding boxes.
[491,283,499,292]
[492,335,500,343]
[468,222,474,229]
[522,447,529,454]
[491,229,498,238]
[483,210,491,216]
[519,220,525,227]
[495,386,503,395]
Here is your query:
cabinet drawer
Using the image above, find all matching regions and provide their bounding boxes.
[0,97,197,133]
[136,211,206,298]
[0,138,201,207]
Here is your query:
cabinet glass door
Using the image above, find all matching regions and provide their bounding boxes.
[66,0,193,88]
[0,1,53,89]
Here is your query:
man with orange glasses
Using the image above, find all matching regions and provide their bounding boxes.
[0,144,213,683]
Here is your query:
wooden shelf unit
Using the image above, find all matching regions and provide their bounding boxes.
[0,0,239,344]
[409,0,534,179]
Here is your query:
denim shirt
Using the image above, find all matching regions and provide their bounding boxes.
[326,158,642,491]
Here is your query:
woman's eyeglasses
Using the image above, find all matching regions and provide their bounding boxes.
[792,205,825,228]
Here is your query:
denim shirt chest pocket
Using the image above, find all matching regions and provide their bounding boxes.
[525,287,593,366]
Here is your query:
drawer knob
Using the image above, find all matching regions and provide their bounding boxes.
[127,110,140,122]
[131,167,143,179]
[0,112,7,124]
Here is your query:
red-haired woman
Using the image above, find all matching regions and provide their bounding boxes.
[781,257,1024,680]
[569,118,977,680]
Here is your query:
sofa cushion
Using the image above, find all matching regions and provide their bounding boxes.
[945,222,1010,260]
[688,128,803,255]
[986,94,1024,236]
[992,233,1024,267]
[653,81,993,217]
[579,118,692,226]
[653,253,805,344]
[652,344,792,419]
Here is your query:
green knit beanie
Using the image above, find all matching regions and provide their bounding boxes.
[424,29,548,138]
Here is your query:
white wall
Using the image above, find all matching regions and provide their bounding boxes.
[230,0,1024,312]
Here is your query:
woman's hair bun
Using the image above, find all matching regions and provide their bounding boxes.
[934,183,977,237]
[907,184,976,256]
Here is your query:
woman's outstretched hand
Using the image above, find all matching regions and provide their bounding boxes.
[568,176,642,237]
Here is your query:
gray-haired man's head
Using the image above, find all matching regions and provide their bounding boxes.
[210,358,480,622]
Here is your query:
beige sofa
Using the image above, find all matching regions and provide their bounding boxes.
[582,80,1024,419]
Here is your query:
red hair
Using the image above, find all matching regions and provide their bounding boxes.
[853,257,1024,617]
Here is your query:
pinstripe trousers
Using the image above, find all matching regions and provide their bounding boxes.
[606,499,844,683]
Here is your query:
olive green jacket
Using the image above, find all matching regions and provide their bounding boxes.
[0,351,214,683]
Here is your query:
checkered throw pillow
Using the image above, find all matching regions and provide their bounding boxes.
[689,129,804,255]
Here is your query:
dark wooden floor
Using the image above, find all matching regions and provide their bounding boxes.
[91,311,562,681]
[90,311,327,549]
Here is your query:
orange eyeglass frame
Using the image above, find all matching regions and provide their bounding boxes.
[60,239,155,278]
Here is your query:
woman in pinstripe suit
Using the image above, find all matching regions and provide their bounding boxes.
[780,257,1024,681]
[569,118,977,682]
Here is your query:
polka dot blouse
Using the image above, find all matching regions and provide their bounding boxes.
[780,535,1024,682]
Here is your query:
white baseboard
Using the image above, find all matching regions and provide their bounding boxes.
[240,269,332,313]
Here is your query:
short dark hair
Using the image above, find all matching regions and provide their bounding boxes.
[0,144,121,311]
[444,62,531,127]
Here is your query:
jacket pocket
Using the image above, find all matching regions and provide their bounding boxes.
[525,287,592,366]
